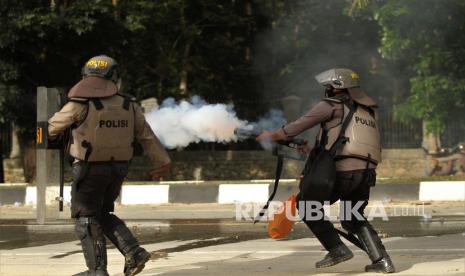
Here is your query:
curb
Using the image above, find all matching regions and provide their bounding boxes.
[0,181,464,205]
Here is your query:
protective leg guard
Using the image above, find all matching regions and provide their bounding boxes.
[100,214,151,276]
[74,217,109,276]
[315,244,354,268]
[101,214,139,255]
[357,225,395,274]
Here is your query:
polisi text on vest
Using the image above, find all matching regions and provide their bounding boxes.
[99,120,129,128]
[355,116,376,128]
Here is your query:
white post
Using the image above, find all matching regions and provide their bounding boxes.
[36,87,62,224]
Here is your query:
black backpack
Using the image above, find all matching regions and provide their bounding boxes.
[299,100,356,201]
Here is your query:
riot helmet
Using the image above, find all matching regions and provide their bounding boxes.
[82,55,120,84]
[68,55,120,98]
[315,68,360,89]
[315,68,377,107]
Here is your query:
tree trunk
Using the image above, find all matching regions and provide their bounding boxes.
[9,124,21,158]
[179,43,191,95]
[179,2,190,96]
[422,121,440,154]
[112,0,118,18]
[0,137,4,183]
[244,0,253,62]
[158,78,164,99]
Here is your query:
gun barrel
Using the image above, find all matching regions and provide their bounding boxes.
[234,127,262,139]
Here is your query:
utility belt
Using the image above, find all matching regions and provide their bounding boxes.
[72,160,130,188]
[74,160,130,165]
[335,168,377,187]
[334,154,378,166]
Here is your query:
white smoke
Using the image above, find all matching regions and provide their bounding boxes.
[145,96,286,149]
[249,109,287,132]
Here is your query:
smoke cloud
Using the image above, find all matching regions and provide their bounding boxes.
[145,96,286,149]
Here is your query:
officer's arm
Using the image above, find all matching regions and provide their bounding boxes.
[281,101,334,138]
[133,103,171,177]
[48,101,87,138]
[257,101,334,142]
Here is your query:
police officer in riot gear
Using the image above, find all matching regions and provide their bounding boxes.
[257,68,395,274]
[48,55,171,276]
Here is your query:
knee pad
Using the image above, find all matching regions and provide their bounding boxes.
[75,217,91,240]
[75,217,104,239]
[99,213,125,229]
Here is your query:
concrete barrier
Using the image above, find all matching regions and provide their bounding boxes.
[0,180,463,205]
[419,181,465,201]
[121,185,169,205]
[0,183,27,205]
[218,184,269,204]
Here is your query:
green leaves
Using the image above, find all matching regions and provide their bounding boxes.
[0,0,124,135]
[374,0,465,133]
[0,0,463,140]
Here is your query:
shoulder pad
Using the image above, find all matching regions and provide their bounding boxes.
[68,97,89,104]
[117,92,137,102]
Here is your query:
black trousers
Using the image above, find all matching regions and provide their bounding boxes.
[71,161,129,218]
[298,169,376,250]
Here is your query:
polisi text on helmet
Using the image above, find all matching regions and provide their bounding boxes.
[85,59,109,70]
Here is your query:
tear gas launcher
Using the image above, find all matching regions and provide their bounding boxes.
[234,126,306,223]
[234,127,306,159]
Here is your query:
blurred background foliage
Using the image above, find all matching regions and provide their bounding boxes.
[0,0,463,145]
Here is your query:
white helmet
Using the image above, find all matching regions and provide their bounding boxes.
[315,68,377,107]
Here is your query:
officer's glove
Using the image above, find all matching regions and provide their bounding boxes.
[47,134,64,149]
[151,163,171,181]
[297,140,311,156]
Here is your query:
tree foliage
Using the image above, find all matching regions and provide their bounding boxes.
[0,0,463,142]
[0,0,124,137]
[253,0,380,102]
[373,0,465,133]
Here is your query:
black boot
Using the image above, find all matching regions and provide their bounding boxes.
[365,255,395,274]
[101,214,151,276]
[357,225,395,274]
[315,244,354,268]
[124,247,152,276]
[74,217,109,276]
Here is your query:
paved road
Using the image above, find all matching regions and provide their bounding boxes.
[0,215,464,276]
[1,201,464,220]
